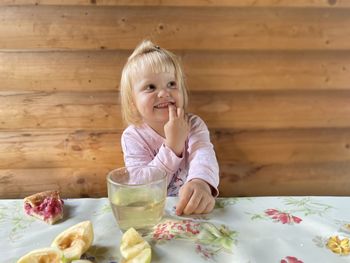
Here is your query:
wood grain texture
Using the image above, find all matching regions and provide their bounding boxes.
[0,130,122,169]
[0,91,120,129]
[0,167,113,198]
[1,0,349,7]
[219,162,350,197]
[190,91,350,129]
[212,128,350,165]
[1,3,349,198]
[1,6,350,50]
[1,50,350,92]
[184,51,350,92]
[2,161,350,199]
[2,128,348,169]
[1,127,349,198]
[2,90,350,130]
[0,51,125,92]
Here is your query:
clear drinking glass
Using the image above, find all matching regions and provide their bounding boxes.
[107,166,167,233]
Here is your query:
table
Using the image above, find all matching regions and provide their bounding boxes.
[1,196,350,262]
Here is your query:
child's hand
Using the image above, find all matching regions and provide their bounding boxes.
[164,105,190,157]
[175,179,215,215]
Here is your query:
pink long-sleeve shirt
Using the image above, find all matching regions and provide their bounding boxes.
[121,114,219,196]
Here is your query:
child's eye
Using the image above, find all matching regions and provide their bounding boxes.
[167,81,176,88]
[145,84,156,91]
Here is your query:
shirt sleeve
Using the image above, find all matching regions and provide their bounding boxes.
[121,127,183,186]
[186,116,220,196]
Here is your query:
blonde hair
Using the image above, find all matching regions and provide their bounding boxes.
[120,40,188,126]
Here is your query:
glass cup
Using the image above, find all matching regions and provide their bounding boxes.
[107,166,167,233]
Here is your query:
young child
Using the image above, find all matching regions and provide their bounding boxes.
[119,40,219,215]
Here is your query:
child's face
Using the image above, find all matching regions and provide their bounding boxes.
[132,66,184,127]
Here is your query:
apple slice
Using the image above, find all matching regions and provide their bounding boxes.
[120,228,152,263]
[17,247,63,263]
[51,221,93,261]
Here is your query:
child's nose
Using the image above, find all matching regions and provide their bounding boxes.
[158,87,170,98]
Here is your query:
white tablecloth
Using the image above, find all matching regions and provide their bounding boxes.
[1,196,350,262]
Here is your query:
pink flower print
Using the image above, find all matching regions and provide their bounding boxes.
[291,216,302,224]
[152,220,200,241]
[196,244,215,260]
[265,209,302,224]
[265,209,279,216]
[281,256,304,263]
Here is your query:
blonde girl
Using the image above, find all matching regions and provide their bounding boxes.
[120,40,219,215]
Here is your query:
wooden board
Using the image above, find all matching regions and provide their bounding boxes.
[219,162,350,196]
[1,90,350,130]
[1,0,349,8]
[2,127,349,166]
[1,6,350,50]
[1,127,349,198]
[1,50,350,92]
[2,161,349,199]
[211,128,350,164]
[1,128,348,168]
[0,91,120,129]
[0,167,113,198]
[1,3,349,198]
[0,130,122,169]
[190,91,350,129]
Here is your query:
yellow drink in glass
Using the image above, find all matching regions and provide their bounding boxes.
[107,166,167,234]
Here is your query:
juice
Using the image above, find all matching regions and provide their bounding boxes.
[110,188,165,232]
[111,199,165,232]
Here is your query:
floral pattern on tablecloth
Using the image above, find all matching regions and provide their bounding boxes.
[280,256,304,263]
[264,209,303,224]
[214,197,249,208]
[149,219,236,260]
[248,197,333,224]
[326,236,350,255]
[0,201,35,242]
[3,197,350,263]
[313,221,350,257]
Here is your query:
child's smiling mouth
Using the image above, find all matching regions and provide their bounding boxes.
[154,101,175,109]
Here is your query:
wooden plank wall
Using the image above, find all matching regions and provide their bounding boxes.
[1,0,349,198]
